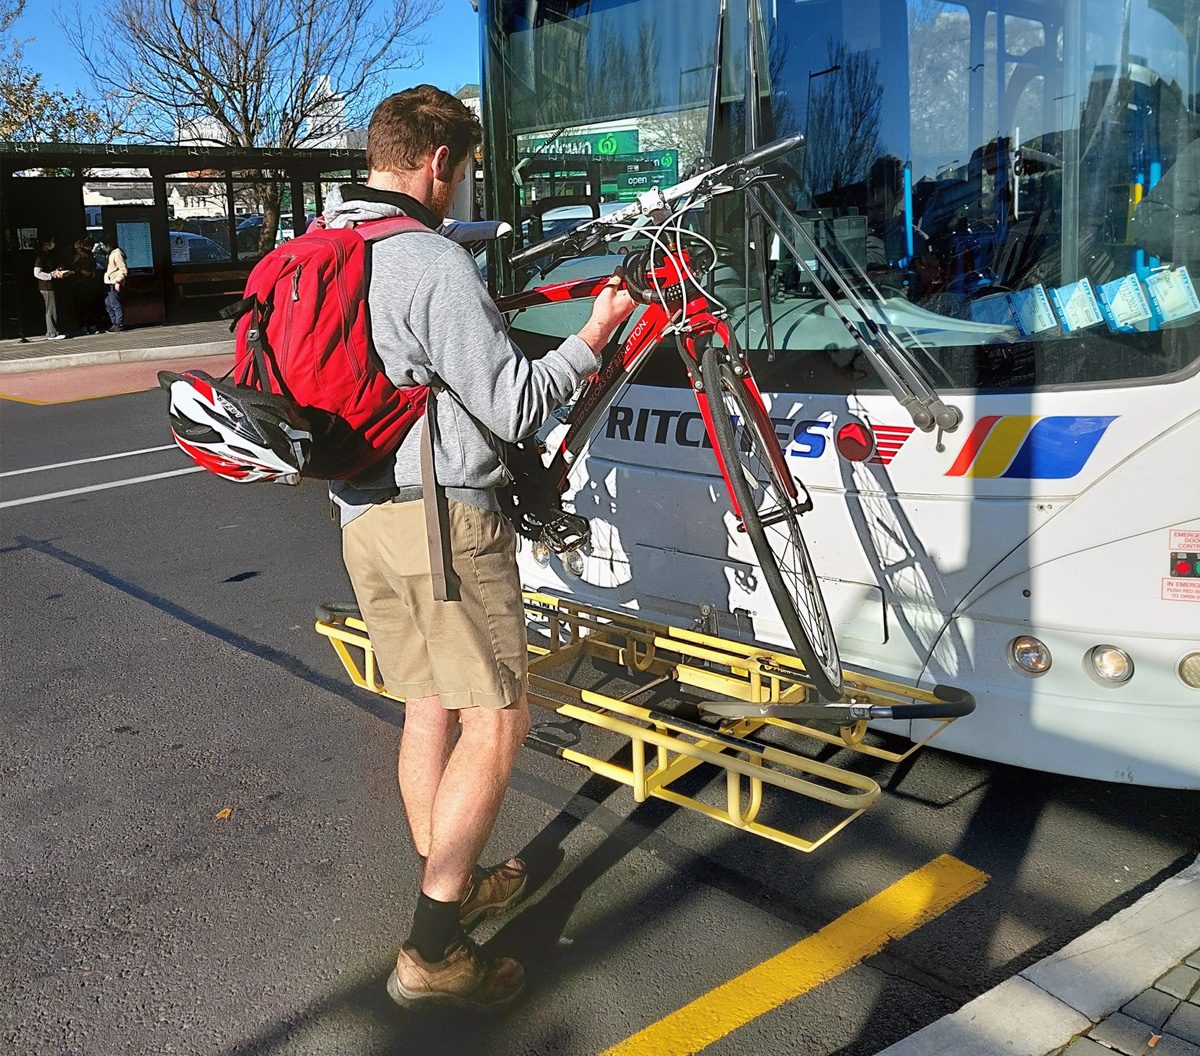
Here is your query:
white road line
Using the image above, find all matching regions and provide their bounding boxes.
[0,445,178,478]
[0,467,205,509]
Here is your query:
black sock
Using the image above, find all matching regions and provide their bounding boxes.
[408,892,461,963]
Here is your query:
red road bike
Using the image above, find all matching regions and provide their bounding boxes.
[493,134,844,701]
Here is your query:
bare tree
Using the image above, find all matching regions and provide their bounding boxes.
[58,0,438,251]
[807,39,883,196]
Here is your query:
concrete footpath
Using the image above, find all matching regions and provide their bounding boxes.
[0,318,232,374]
[876,856,1200,1056]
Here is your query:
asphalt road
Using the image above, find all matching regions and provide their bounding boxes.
[2,383,1197,1056]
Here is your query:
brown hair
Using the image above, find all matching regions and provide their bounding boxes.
[366,85,482,174]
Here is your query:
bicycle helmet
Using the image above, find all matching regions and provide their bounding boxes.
[159,370,313,484]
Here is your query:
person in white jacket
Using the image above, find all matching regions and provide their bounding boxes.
[33,236,69,339]
[103,242,128,331]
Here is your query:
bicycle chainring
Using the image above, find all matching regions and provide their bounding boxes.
[496,436,592,552]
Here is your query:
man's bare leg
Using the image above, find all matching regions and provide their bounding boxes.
[421,698,531,902]
[397,695,459,859]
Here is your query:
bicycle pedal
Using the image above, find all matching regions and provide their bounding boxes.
[541,513,591,554]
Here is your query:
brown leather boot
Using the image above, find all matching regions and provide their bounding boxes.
[459,858,527,930]
[386,938,525,1009]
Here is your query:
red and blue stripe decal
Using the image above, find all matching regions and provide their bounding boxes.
[945,415,1117,478]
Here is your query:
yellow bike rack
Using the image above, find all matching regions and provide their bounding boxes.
[316,591,971,854]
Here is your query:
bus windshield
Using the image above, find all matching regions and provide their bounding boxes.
[483,0,1200,393]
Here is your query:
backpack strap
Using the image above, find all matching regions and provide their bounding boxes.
[356,215,430,243]
[420,376,460,603]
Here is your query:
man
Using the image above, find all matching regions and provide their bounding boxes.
[103,239,128,332]
[324,86,634,1009]
[33,236,68,340]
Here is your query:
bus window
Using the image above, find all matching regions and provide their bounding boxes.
[484,0,1200,393]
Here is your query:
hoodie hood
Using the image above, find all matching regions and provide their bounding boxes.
[321,183,439,230]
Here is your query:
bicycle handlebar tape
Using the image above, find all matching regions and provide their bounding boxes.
[509,230,576,269]
[735,133,806,172]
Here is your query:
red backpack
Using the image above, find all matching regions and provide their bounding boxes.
[220,216,429,479]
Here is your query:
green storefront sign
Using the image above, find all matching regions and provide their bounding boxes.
[609,151,680,200]
[525,130,640,156]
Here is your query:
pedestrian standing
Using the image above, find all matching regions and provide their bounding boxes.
[326,86,633,1009]
[69,238,104,334]
[33,237,68,340]
[103,241,128,332]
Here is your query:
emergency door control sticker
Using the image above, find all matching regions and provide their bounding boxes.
[1164,530,1200,602]
[1163,579,1200,602]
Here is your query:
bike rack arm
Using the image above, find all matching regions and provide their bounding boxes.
[699,685,976,723]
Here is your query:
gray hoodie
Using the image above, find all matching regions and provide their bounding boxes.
[322,183,599,525]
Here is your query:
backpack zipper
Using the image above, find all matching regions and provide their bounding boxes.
[331,238,362,380]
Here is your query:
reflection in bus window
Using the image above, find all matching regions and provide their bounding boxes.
[486,0,1200,392]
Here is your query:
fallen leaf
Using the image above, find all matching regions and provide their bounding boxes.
[214,808,233,821]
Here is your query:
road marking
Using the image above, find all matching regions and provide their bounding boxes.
[0,444,178,478]
[0,467,205,508]
[0,388,152,406]
[600,854,988,1056]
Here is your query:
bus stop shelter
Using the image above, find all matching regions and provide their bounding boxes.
[1,142,366,338]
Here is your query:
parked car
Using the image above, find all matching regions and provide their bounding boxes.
[169,230,231,263]
[181,217,231,251]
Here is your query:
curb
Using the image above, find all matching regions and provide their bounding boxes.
[0,341,232,375]
[874,854,1200,1056]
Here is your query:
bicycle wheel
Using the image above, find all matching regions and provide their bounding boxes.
[700,344,843,700]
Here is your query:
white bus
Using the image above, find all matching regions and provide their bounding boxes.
[477,0,1200,788]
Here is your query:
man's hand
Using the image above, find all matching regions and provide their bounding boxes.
[577,269,636,356]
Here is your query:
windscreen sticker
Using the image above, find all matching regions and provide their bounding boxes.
[1006,284,1057,337]
[945,416,1118,479]
[1049,278,1104,333]
[1097,274,1152,331]
[1145,266,1200,325]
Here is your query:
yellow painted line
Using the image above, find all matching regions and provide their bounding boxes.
[0,387,152,405]
[600,854,988,1056]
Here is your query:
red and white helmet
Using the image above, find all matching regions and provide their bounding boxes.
[159,370,313,484]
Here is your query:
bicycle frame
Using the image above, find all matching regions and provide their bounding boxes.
[494,269,799,523]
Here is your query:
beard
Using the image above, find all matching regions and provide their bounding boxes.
[431,180,457,221]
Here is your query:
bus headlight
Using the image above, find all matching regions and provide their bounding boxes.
[1009,635,1052,675]
[1088,645,1134,685]
[532,539,551,567]
[1179,653,1200,690]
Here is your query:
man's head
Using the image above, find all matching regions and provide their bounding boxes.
[366,85,483,220]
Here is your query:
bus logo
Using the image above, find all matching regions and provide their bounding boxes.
[946,415,1117,478]
[833,421,914,464]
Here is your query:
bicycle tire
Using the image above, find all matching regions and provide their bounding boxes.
[700,344,843,700]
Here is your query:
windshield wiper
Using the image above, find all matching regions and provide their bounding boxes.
[747,183,964,434]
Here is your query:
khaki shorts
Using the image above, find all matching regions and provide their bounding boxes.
[342,499,528,710]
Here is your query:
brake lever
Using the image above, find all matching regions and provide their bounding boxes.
[734,171,786,191]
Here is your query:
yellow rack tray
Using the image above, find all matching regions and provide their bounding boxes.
[316,591,973,853]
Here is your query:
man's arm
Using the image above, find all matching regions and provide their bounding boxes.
[409,245,632,443]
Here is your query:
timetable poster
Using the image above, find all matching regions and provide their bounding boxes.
[116,221,154,270]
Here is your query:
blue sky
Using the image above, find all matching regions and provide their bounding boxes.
[14,0,482,98]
